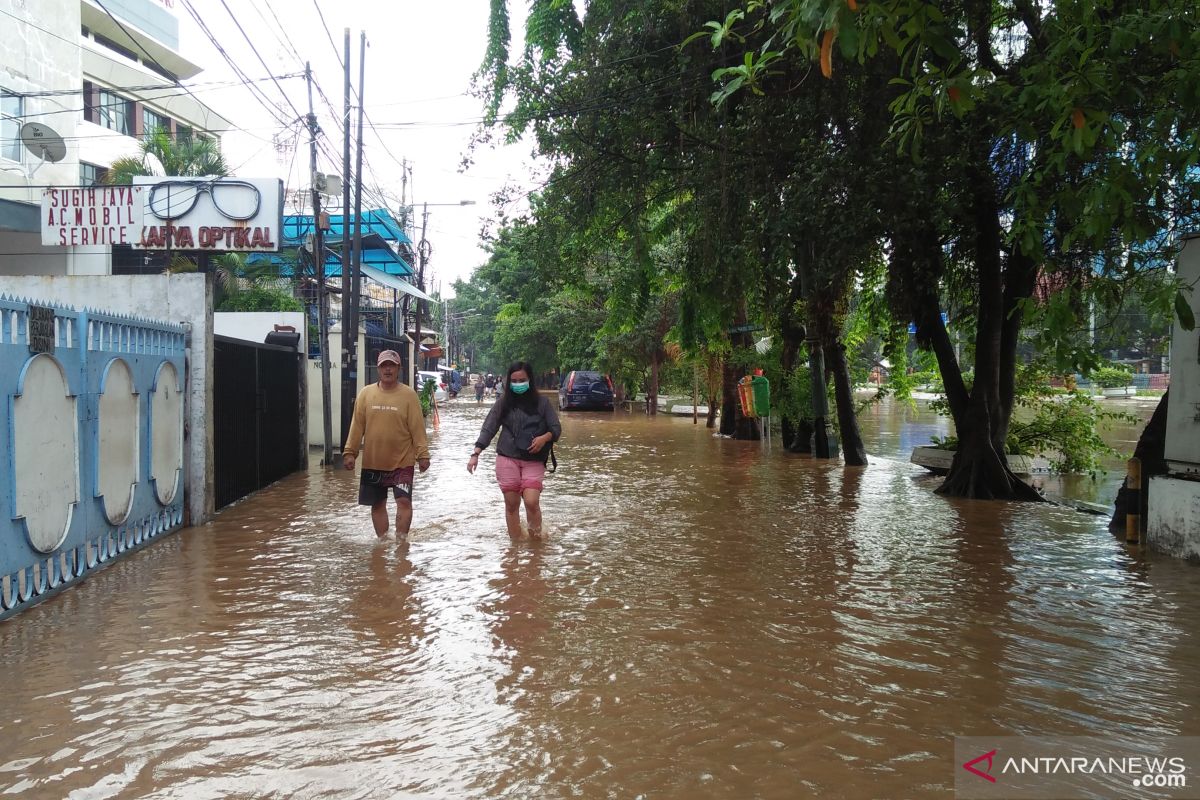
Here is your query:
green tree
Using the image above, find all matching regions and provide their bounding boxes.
[702,0,1200,498]
[104,130,229,184]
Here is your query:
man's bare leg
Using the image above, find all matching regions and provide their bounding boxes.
[395,498,413,538]
[371,500,389,538]
[502,491,523,538]
[522,488,543,539]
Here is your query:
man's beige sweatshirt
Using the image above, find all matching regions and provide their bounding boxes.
[343,382,430,469]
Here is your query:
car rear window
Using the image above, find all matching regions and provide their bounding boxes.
[574,371,602,381]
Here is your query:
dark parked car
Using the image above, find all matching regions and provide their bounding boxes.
[559,370,615,411]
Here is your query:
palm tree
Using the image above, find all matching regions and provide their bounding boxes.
[104,130,230,276]
[104,130,229,184]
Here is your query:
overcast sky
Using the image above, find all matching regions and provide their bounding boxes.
[175,0,536,296]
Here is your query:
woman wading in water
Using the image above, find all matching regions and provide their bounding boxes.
[467,361,561,539]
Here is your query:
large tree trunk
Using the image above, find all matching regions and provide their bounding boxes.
[646,353,660,416]
[826,338,867,466]
[719,360,739,436]
[935,151,1041,501]
[1110,390,1169,534]
[936,397,1043,500]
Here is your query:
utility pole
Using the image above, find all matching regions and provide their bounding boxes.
[339,28,353,449]
[306,62,333,466]
[348,30,367,413]
[412,203,430,382]
[399,160,410,355]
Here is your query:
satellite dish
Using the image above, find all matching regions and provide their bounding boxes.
[20,123,67,164]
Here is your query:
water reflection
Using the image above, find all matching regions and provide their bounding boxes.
[0,396,1196,799]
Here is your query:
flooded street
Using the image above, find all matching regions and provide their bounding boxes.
[2,395,1199,799]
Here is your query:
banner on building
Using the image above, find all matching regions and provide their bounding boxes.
[41,185,144,247]
[41,178,283,252]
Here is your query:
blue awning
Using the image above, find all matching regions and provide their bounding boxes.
[247,230,413,277]
[281,209,411,247]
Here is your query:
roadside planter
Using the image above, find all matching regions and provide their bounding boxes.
[910,446,1034,477]
[1101,385,1137,397]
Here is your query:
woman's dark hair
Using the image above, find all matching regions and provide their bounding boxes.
[498,360,538,416]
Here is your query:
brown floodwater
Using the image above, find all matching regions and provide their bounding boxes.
[2,394,1197,799]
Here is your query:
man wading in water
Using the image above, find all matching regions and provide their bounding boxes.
[343,350,431,540]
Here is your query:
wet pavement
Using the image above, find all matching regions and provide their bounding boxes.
[1,395,1198,799]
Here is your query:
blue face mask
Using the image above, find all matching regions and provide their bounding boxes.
[509,381,530,394]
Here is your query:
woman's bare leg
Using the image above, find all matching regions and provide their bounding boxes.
[522,488,543,538]
[502,490,523,538]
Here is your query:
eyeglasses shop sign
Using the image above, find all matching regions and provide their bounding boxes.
[40,178,282,252]
[131,177,282,251]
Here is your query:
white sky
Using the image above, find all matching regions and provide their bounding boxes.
[173,0,536,296]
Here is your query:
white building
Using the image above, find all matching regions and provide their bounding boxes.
[0,0,231,276]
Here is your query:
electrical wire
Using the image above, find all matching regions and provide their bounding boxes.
[211,0,307,125]
[179,0,297,131]
[6,75,304,130]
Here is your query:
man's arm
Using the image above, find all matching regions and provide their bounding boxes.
[408,388,431,467]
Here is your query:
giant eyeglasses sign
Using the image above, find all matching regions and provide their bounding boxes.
[40,178,283,252]
[131,176,282,252]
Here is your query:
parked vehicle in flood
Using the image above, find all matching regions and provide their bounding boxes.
[559,370,615,411]
[416,370,448,403]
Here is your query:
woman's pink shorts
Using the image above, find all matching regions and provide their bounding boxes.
[494,454,546,492]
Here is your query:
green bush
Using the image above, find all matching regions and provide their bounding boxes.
[216,285,302,312]
[418,378,436,417]
[1091,365,1134,389]
[927,363,1136,474]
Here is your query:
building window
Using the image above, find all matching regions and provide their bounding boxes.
[176,124,192,144]
[93,33,138,63]
[80,162,109,186]
[1,88,22,162]
[143,107,170,139]
[97,90,132,136]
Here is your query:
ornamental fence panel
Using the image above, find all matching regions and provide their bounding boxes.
[0,295,186,621]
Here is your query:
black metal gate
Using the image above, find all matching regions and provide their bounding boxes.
[362,331,411,386]
[214,335,305,509]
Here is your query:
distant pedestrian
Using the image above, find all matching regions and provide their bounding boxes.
[474,374,486,404]
[484,373,496,398]
[343,350,431,540]
[467,361,561,539]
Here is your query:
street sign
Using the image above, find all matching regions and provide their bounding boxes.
[728,323,764,335]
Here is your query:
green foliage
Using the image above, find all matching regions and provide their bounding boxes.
[104,130,229,184]
[930,363,1135,473]
[1010,393,1135,474]
[215,285,301,312]
[1091,365,1135,389]
[418,378,436,417]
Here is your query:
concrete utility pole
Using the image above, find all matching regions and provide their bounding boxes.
[339,28,353,449]
[412,204,430,381]
[306,62,334,467]
[349,30,367,401]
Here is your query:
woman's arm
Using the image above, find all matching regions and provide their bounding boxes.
[474,399,504,452]
[543,396,562,442]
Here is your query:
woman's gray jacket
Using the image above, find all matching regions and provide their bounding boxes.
[474,395,561,462]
